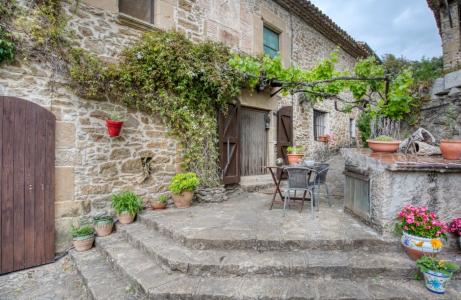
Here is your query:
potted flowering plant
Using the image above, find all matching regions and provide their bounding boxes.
[106,111,125,137]
[71,225,95,252]
[111,191,143,224]
[395,205,448,261]
[416,256,459,294]
[152,194,168,210]
[168,172,200,208]
[448,218,461,249]
[93,214,113,237]
[286,146,304,165]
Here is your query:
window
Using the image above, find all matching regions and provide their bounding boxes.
[313,110,327,140]
[119,0,155,24]
[263,26,280,58]
[349,118,356,138]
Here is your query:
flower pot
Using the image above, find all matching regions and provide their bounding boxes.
[318,135,330,143]
[152,201,167,210]
[172,191,193,208]
[94,221,113,237]
[401,231,443,261]
[117,212,135,224]
[287,154,304,165]
[440,140,461,160]
[423,270,452,294]
[367,140,401,153]
[106,119,124,137]
[72,235,95,252]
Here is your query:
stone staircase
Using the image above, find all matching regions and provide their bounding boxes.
[70,210,461,299]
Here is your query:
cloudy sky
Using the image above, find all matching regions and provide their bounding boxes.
[309,0,442,60]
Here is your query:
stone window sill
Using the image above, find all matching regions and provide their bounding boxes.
[117,13,159,32]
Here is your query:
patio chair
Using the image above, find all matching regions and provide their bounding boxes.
[313,163,331,207]
[283,166,316,217]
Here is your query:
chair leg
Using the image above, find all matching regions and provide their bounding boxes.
[300,191,306,213]
[283,190,290,216]
[309,190,315,218]
[325,183,332,207]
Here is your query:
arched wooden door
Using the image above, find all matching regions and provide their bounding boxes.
[0,96,55,274]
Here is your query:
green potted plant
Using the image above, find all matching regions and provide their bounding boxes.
[367,135,401,153]
[111,191,143,224]
[168,172,200,208]
[106,110,125,137]
[93,214,114,237]
[416,256,459,294]
[152,194,168,210]
[71,225,95,252]
[286,146,304,165]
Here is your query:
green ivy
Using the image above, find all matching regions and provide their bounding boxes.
[0,26,15,64]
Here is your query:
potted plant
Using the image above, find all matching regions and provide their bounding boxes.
[318,134,330,143]
[395,205,448,261]
[168,172,200,208]
[71,225,95,252]
[106,111,125,137]
[286,146,304,165]
[416,256,459,294]
[448,218,461,249]
[440,140,461,160]
[367,135,401,153]
[93,214,114,237]
[152,194,168,210]
[111,191,143,224]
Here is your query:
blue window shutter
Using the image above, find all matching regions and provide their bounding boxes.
[263,26,280,58]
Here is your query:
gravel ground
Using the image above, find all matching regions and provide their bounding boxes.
[0,256,89,300]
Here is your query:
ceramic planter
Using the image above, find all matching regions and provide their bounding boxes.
[117,212,135,224]
[423,270,452,294]
[401,231,442,261]
[440,140,461,160]
[106,119,124,137]
[172,191,193,208]
[152,201,167,210]
[94,221,113,237]
[73,234,95,252]
[367,140,400,153]
[287,154,304,165]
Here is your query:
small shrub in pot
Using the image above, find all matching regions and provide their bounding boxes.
[416,256,459,294]
[111,191,143,224]
[286,146,304,165]
[71,225,95,252]
[152,194,168,210]
[168,172,200,208]
[93,215,114,237]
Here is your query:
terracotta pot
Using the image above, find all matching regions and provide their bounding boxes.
[117,212,135,224]
[287,154,304,165]
[73,235,94,252]
[318,135,330,143]
[401,231,442,261]
[106,119,124,137]
[152,201,167,210]
[440,140,461,160]
[367,140,400,153]
[172,191,194,208]
[94,222,113,237]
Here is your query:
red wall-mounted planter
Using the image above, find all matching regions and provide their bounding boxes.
[106,119,124,137]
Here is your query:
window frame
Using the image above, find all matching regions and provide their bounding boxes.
[263,25,280,58]
[118,0,155,25]
[313,110,328,141]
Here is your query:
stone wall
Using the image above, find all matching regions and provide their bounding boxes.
[438,1,461,71]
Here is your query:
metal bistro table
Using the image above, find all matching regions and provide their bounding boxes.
[265,165,314,210]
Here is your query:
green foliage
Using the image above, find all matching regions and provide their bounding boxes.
[111,191,143,215]
[0,26,15,64]
[157,194,169,204]
[69,31,243,186]
[168,172,200,195]
[287,146,304,154]
[373,135,394,142]
[416,256,459,277]
[93,215,113,224]
[357,110,372,144]
[70,225,94,238]
[108,110,125,121]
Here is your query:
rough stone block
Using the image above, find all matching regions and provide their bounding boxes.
[55,167,75,202]
[55,200,90,218]
[444,69,461,89]
[56,122,76,148]
[55,217,76,253]
[431,77,447,96]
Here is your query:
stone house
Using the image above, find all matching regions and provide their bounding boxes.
[0,0,373,255]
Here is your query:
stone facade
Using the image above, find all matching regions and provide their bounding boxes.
[1,0,368,251]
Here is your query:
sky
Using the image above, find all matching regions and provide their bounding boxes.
[309,0,442,60]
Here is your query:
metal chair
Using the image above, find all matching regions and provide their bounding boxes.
[313,163,331,207]
[283,166,316,217]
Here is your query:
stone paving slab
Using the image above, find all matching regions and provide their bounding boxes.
[87,233,461,300]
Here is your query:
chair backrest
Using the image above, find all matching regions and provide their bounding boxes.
[285,167,313,189]
[313,163,329,184]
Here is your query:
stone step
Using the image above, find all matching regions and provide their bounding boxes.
[137,211,400,252]
[68,248,142,300]
[118,222,419,279]
[91,234,461,300]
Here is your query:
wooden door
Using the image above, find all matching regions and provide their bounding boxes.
[276,106,293,178]
[239,107,268,176]
[0,96,55,274]
[218,104,240,185]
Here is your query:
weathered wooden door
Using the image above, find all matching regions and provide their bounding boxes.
[0,96,55,274]
[239,107,268,176]
[218,104,240,184]
[276,106,293,178]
